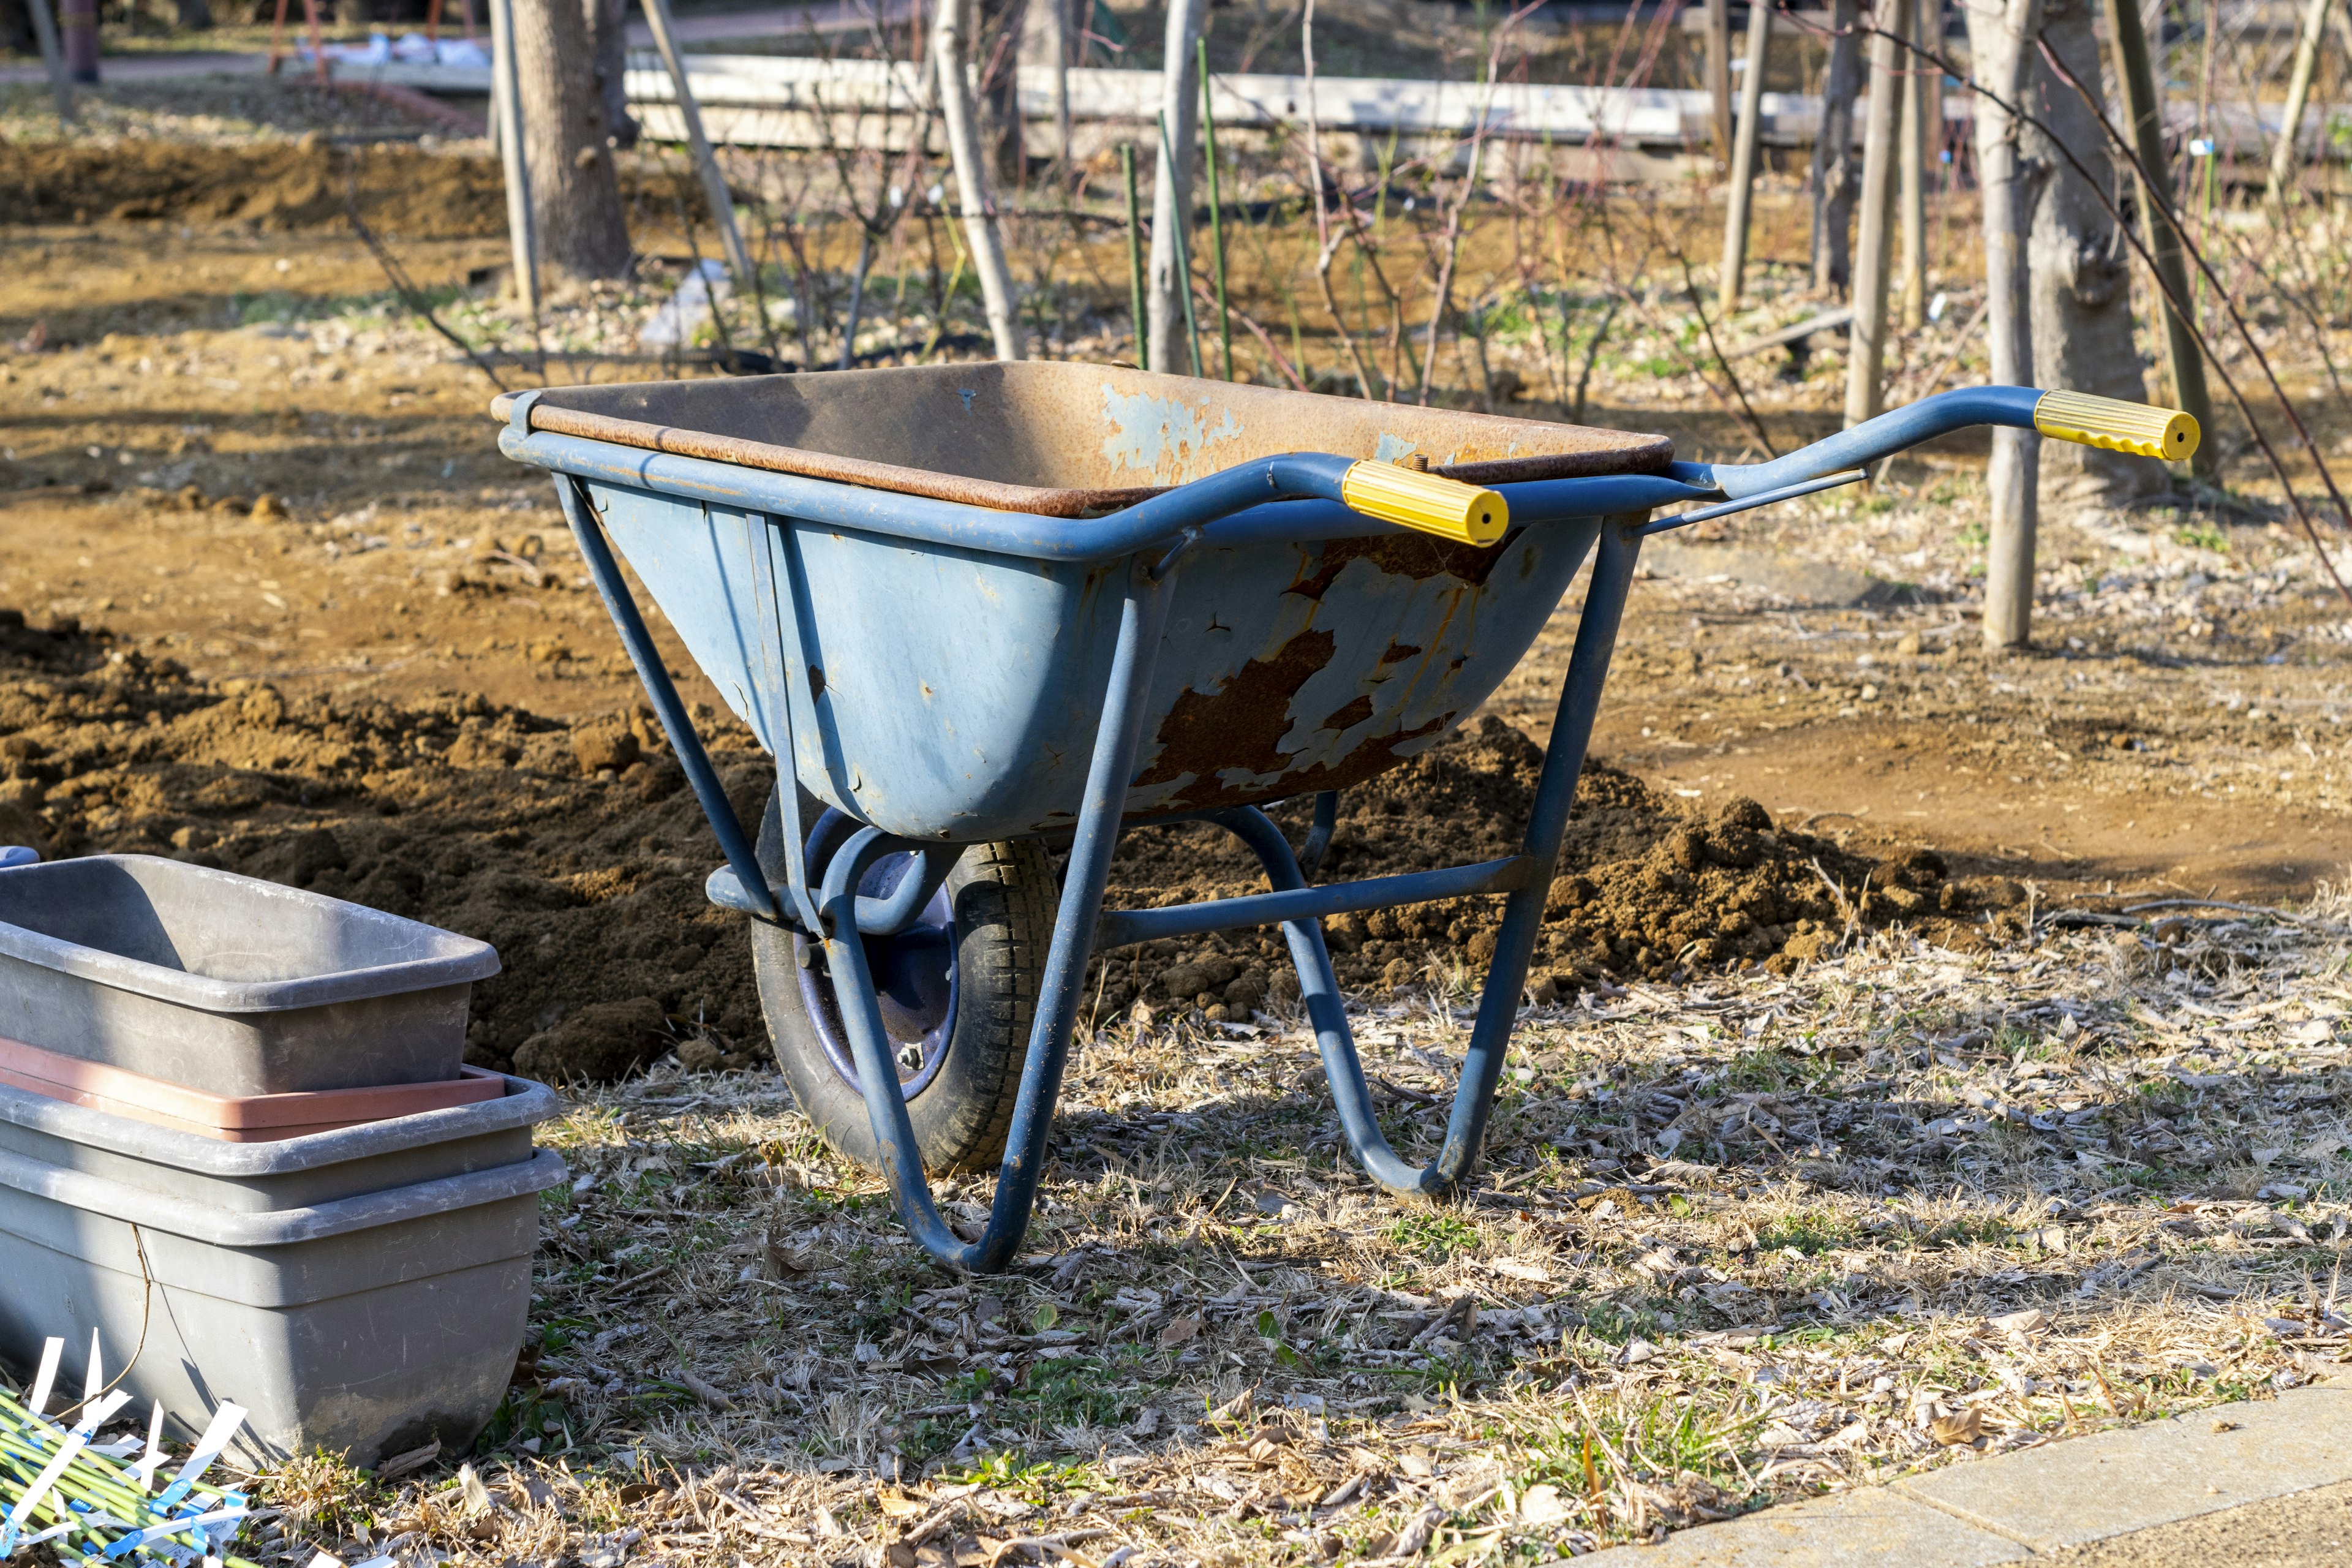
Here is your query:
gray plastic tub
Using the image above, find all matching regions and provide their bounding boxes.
[0,1074,560,1212]
[0,1122,567,1463]
[0,855,499,1094]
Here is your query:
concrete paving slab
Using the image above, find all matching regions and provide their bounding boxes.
[1574,1487,2027,1567]
[1896,1385,2352,1551]
[2045,1477,2352,1566]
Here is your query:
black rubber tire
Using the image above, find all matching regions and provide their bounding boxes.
[752,794,1056,1174]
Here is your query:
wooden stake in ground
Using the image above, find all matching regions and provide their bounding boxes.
[511,0,631,279]
[1703,0,1736,162]
[1148,0,1210,378]
[2266,0,2334,205]
[1845,0,1910,428]
[2101,0,2213,475]
[1897,0,1928,327]
[933,0,1026,360]
[1966,0,2046,649]
[487,0,540,320]
[1719,0,1773,308]
[639,0,753,285]
[1811,0,1864,293]
[22,0,73,121]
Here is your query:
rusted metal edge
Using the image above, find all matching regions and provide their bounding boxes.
[490,394,1676,518]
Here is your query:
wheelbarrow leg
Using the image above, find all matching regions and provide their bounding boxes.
[1194,515,1643,1198]
[817,559,1178,1272]
[1427,514,1645,1191]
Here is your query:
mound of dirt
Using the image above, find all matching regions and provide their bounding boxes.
[1093,716,2016,1022]
[0,611,2026,1082]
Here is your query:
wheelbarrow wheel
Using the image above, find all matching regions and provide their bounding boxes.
[752,794,1055,1175]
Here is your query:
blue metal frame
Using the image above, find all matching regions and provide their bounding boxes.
[535,384,2071,1273]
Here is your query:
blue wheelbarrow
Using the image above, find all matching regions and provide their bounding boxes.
[494,364,2193,1272]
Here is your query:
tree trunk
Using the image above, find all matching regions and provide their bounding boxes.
[1811,0,1864,294]
[934,0,1027,358]
[1147,0,1209,377]
[1018,0,1071,164]
[587,0,639,151]
[1719,0,1771,306]
[1898,0,1928,327]
[58,0,96,83]
[1966,0,2046,650]
[976,0,1026,186]
[1845,0,1910,428]
[513,0,633,280]
[2266,0,2331,204]
[1703,0,1735,162]
[2027,0,2161,511]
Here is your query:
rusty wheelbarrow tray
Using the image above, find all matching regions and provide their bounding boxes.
[493,365,2195,1273]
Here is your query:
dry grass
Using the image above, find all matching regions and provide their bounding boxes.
[221,886,2352,1567]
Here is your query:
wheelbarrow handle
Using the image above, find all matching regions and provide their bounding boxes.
[1684,386,2201,501]
[1338,461,1507,545]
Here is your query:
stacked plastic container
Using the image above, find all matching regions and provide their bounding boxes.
[0,853,565,1464]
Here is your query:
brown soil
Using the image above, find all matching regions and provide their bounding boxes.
[1094,716,2009,1022]
[0,140,704,240]
[0,140,513,236]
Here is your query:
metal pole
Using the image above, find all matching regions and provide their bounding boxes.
[2101,0,2214,476]
[488,0,540,322]
[22,0,74,121]
[1199,36,1233,380]
[1719,0,1772,307]
[639,0,755,285]
[1121,142,1148,371]
[1703,0,1735,163]
[1898,0,1928,327]
[1844,0,1910,429]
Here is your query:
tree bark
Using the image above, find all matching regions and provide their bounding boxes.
[2266,0,2331,204]
[1148,0,1209,377]
[587,0,640,151]
[1965,0,2045,649]
[2027,0,2160,511]
[976,0,1026,186]
[1719,0,1771,307]
[934,0,1027,359]
[1811,0,1864,294]
[1019,0,1071,164]
[1846,0,1909,428]
[513,0,633,281]
[1703,0,1735,162]
[2101,0,2213,474]
[1898,0,1928,326]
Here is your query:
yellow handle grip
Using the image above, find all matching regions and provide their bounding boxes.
[2033,390,2200,462]
[1340,460,1509,546]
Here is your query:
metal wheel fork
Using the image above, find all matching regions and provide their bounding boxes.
[816,559,1177,1272]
